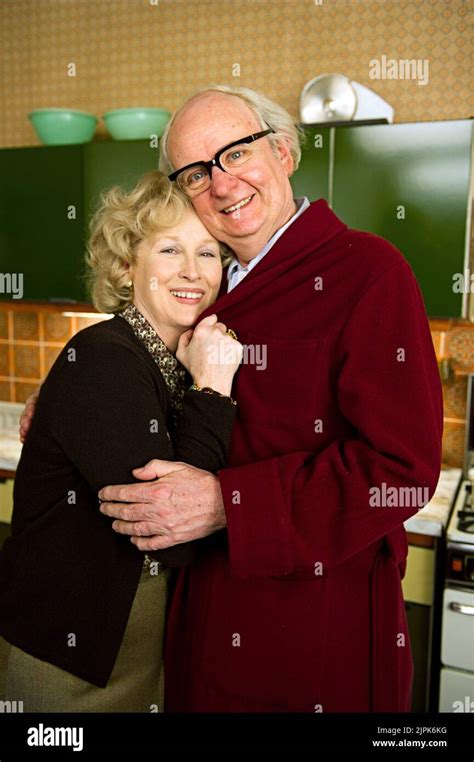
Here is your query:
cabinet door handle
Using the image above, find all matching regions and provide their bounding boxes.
[449,601,474,616]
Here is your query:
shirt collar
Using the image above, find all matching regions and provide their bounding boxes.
[227,196,310,283]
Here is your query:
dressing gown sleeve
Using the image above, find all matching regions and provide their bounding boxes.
[218,260,443,578]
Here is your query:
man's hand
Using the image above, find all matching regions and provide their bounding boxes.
[98,459,227,551]
[19,389,40,443]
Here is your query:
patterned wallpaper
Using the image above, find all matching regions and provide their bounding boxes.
[0,0,472,148]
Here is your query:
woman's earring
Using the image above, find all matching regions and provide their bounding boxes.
[127,281,133,288]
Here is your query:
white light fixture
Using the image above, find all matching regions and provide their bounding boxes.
[300,73,394,125]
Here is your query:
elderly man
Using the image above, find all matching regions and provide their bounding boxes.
[27,85,443,712]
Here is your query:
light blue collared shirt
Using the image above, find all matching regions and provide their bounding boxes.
[226,196,310,292]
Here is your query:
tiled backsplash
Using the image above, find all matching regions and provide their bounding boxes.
[0,303,110,405]
[0,302,473,468]
[431,319,474,469]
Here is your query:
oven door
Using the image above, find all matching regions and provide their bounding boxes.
[439,667,474,712]
[441,587,474,672]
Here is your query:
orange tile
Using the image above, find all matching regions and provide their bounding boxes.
[0,312,8,339]
[14,382,40,404]
[13,312,39,341]
[429,319,453,332]
[43,313,73,342]
[43,346,63,376]
[13,345,40,379]
[442,421,466,468]
[430,331,442,360]
[446,327,474,372]
[442,375,468,420]
[0,381,12,401]
[0,345,9,377]
[76,316,106,333]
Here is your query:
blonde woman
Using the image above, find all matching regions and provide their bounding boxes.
[0,171,241,712]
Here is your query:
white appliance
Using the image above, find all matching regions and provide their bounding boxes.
[439,374,474,712]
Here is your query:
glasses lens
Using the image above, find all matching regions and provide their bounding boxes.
[178,166,210,194]
[220,144,254,174]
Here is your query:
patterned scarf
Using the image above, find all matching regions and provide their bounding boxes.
[118,304,186,428]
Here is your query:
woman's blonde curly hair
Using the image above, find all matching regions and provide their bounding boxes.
[85,170,229,314]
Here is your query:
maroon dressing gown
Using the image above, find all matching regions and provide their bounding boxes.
[165,199,443,712]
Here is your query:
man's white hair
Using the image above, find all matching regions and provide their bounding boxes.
[159,84,305,176]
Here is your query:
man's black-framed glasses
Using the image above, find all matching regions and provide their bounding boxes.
[168,128,275,196]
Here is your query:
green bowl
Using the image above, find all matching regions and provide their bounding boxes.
[28,109,97,145]
[103,108,171,140]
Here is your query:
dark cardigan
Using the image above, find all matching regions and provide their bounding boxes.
[0,315,236,687]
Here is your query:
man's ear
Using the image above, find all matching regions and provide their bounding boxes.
[275,136,294,176]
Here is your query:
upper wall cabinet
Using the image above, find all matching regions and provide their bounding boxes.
[333,121,472,319]
[290,126,331,203]
[292,120,473,319]
[82,141,159,221]
[0,141,159,303]
[1,123,472,314]
[0,145,85,301]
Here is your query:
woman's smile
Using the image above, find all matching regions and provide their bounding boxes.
[169,288,205,304]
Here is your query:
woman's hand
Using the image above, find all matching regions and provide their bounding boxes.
[176,314,243,397]
[19,388,40,443]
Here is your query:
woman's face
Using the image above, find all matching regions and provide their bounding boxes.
[130,209,223,348]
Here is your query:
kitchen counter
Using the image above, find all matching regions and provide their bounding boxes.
[404,467,463,538]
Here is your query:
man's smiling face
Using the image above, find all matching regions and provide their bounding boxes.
[167,92,296,262]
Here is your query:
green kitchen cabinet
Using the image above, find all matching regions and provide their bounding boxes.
[0,140,159,303]
[292,120,473,319]
[1,121,471,313]
[0,145,86,301]
[332,120,472,318]
[290,126,331,203]
[82,140,159,221]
